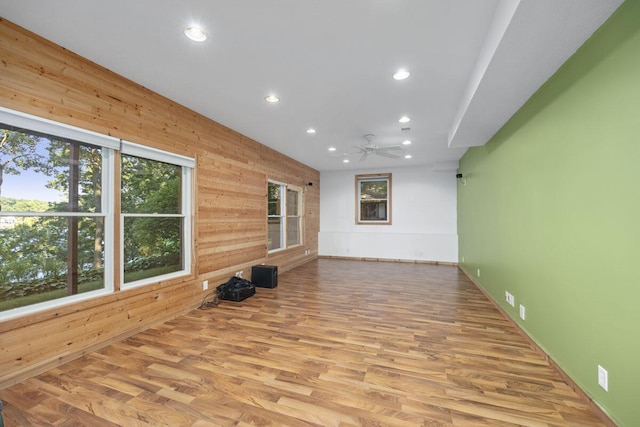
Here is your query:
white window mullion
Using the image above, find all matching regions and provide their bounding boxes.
[120,148,194,289]
[102,147,115,292]
[279,184,286,250]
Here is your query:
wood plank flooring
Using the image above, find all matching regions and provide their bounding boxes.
[0,259,609,426]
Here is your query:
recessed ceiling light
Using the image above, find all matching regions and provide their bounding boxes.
[393,69,410,80]
[306,128,316,134]
[328,147,337,152]
[184,26,207,42]
[404,154,412,159]
[399,116,411,124]
[264,95,280,103]
[343,159,350,163]
[402,140,412,145]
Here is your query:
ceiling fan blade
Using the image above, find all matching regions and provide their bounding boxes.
[376,151,401,159]
[332,151,359,157]
[359,152,369,162]
[376,145,403,151]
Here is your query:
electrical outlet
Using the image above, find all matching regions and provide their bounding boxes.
[519,304,526,320]
[202,280,208,291]
[505,291,515,307]
[235,271,243,278]
[598,365,608,391]
[462,256,465,263]
[477,268,480,277]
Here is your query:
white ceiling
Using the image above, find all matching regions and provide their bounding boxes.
[0,0,623,172]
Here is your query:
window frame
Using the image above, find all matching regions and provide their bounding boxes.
[286,185,303,247]
[267,181,285,252]
[355,173,392,225]
[0,107,195,320]
[0,107,117,321]
[267,180,303,253]
[119,140,194,290]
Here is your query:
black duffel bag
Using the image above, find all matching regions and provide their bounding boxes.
[217,277,256,302]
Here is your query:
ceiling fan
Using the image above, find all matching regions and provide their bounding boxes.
[348,134,403,162]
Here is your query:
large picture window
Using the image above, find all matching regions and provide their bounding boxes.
[0,108,117,317]
[356,173,392,224]
[268,181,302,252]
[0,107,193,319]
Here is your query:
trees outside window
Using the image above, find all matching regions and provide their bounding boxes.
[0,120,114,315]
[119,141,193,289]
[356,173,392,224]
[121,153,187,286]
[286,188,301,246]
[0,107,193,318]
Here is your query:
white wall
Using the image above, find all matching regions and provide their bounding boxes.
[319,165,458,262]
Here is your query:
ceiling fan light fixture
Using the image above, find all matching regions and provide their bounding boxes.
[399,116,411,124]
[264,94,280,103]
[402,140,412,145]
[184,26,207,42]
[393,69,410,80]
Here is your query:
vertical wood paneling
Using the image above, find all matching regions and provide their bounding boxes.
[0,18,319,387]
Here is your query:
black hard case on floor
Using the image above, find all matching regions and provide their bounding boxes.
[251,265,278,288]
[219,286,255,302]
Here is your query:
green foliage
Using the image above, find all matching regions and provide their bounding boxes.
[0,130,185,311]
[45,140,102,212]
[0,128,52,211]
[360,180,387,199]
[121,154,183,273]
[0,274,104,311]
[0,197,51,212]
[0,128,52,176]
[121,155,180,214]
[0,268,102,302]
[268,183,281,216]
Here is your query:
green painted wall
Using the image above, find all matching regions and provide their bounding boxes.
[457,2,640,426]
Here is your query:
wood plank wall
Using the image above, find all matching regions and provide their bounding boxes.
[0,18,320,388]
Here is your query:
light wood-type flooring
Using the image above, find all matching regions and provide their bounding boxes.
[0,259,609,426]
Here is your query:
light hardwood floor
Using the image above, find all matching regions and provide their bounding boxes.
[0,259,609,426]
